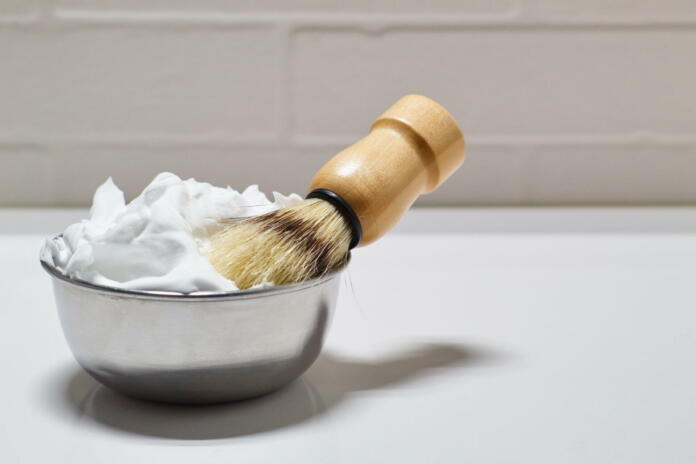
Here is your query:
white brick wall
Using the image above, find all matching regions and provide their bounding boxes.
[1,1,695,206]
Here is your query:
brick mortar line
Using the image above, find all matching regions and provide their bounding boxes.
[273,23,292,143]
[1,134,695,150]
[289,20,696,32]
[294,134,696,147]
[4,10,696,29]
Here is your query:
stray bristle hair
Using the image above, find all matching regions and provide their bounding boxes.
[206,198,352,289]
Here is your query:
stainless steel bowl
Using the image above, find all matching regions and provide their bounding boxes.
[41,245,345,404]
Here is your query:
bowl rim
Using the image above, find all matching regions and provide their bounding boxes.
[41,242,349,302]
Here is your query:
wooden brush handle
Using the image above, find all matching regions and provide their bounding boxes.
[309,94,466,246]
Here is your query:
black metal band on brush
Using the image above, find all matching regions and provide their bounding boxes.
[306,188,362,249]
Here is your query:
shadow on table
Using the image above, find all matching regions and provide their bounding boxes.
[56,343,505,440]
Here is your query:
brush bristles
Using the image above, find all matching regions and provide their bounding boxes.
[206,198,352,289]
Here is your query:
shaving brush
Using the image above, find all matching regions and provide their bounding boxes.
[208,94,466,289]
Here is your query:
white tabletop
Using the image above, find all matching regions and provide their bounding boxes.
[2,208,696,463]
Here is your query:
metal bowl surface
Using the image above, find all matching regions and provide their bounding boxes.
[41,243,344,404]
